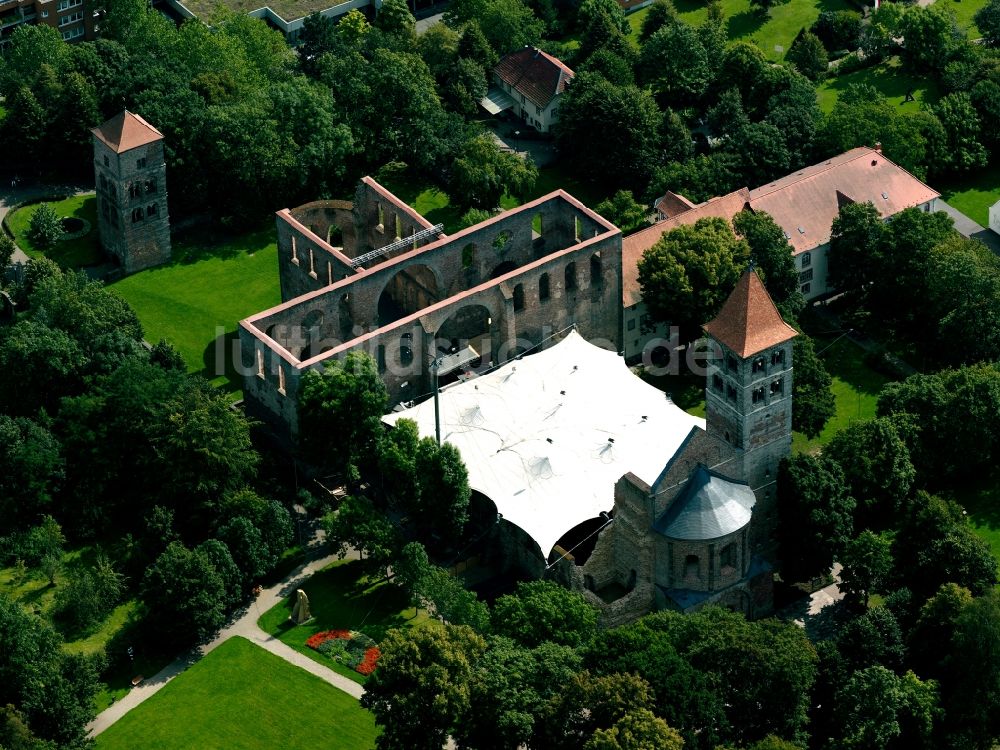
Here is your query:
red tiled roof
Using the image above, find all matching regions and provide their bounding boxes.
[653,191,697,220]
[747,147,940,256]
[621,189,751,307]
[494,47,574,110]
[703,269,798,357]
[91,110,163,154]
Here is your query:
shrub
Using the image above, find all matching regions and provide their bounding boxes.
[27,203,63,249]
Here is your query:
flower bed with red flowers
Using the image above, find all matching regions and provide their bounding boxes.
[306,630,380,675]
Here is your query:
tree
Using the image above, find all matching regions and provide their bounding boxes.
[141,542,228,649]
[28,270,143,348]
[298,351,388,483]
[811,9,862,51]
[826,418,916,530]
[477,0,545,54]
[840,530,894,607]
[639,22,710,105]
[537,671,658,749]
[577,7,635,66]
[416,565,490,629]
[555,72,663,191]
[776,454,855,584]
[971,80,1000,158]
[492,580,598,648]
[828,201,886,299]
[728,121,790,187]
[647,152,745,206]
[375,0,416,39]
[585,709,685,750]
[458,636,582,749]
[0,231,15,270]
[0,416,63,533]
[838,606,906,672]
[450,135,538,209]
[26,204,62,250]
[947,587,1000,747]
[217,516,270,586]
[731,210,799,312]
[413,437,472,545]
[639,0,677,42]
[362,624,487,750]
[52,552,125,634]
[898,4,957,74]
[908,582,972,680]
[763,72,820,169]
[786,29,828,81]
[789,333,835,438]
[577,47,636,86]
[576,0,628,33]
[637,216,747,341]
[297,12,343,75]
[0,321,86,417]
[594,191,648,233]
[196,538,243,609]
[931,92,988,173]
[835,666,939,750]
[976,0,1000,46]
[323,495,399,574]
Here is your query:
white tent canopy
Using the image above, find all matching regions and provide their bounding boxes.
[383,331,705,557]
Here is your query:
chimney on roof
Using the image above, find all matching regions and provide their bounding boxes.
[874,142,882,154]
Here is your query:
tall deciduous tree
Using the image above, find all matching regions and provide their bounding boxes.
[584,709,685,750]
[0,416,64,533]
[834,666,940,750]
[786,29,828,81]
[840,530,894,607]
[776,454,855,584]
[639,22,710,105]
[362,624,487,750]
[637,216,748,342]
[298,351,388,483]
[492,580,598,648]
[324,495,399,573]
[932,92,988,173]
[828,200,886,299]
[976,0,1000,45]
[450,135,538,209]
[732,210,801,314]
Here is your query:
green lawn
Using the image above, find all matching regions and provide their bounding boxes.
[257,558,427,685]
[378,169,468,234]
[631,0,855,60]
[110,225,280,392]
[933,0,984,36]
[94,637,377,750]
[817,58,941,113]
[948,480,1000,561]
[5,194,104,268]
[937,164,1000,228]
[792,335,891,454]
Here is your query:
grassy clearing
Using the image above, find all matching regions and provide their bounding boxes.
[937,164,1000,227]
[94,637,378,750]
[109,224,280,393]
[933,0,984,35]
[5,194,103,268]
[257,558,427,685]
[792,335,891,454]
[948,480,1000,561]
[817,58,941,113]
[641,0,856,60]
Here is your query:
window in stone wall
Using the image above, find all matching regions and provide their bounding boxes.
[565,262,577,291]
[532,212,543,238]
[684,554,699,579]
[539,273,550,302]
[462,243,476,269]
[377,344,386,373]
[726,384,737,402]
[574,216,582,242]
[377,203,385,231]
[590,253,602,288]
[103,155,109,167]
[720,543,737,572]
[771,349,784,366]
[513,283,525,312]
[801,251,811,268]
[131,208,143,223]
[309,248,316,276]
[713,374,723,391]
[799,268,813,283]
[771,378,783,395]
[136,157,147,169]
[493,230,512,254]
[752,356,766,373]
[752,385,765,404]
[129,183,141,199]
[145,179,156,194]
[627,318,636,331]
[147,204,158,217]
[726,354,737,373]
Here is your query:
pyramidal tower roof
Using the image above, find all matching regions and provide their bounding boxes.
[91,110,163,154]
[703,269,798,357]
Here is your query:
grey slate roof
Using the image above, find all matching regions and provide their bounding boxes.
[654,465,755,541]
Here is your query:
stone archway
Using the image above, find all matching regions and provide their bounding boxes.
[377,264,441,327]
[433,303,493,369]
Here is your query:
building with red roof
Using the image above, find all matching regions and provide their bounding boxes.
[481,46,574,133]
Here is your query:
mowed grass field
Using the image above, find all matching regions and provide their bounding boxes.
[5,194,104,268]
[94,637,378,750]
[258,559,428,685]
[938,165,1000,228]
[110,225,280,393]
[816,58,942,113]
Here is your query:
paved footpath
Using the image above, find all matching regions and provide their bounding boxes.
[0,181,93,265]
[87,548,362,737]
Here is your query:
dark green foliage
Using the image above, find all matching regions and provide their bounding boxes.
[576,6,635,67]
[415,566,490,629]
[786,30,828,81]
[732,211,800,311]
[0,416,63,533]
[0,321,86,417]
[196,538,243,609]
[828,201,885,300]
[776,454,854,584]
[976,0,1000,46]
[811,10,862,52]
[298,351,388,483]
[639,0,678,42]
[492,580,598,648]
[826,418,916,530]
[323,495,400,574]
[834,666,940,750]
[908,582,972,680]
[26,204,62,250]
[838,606,906,671]
[585,708,685,750]
[945,587,1000,747]
[594,190,648,233]
[577,47,635,86]
[791,332,835,438]
[637,216,747,341]
[0,596,100,746]
[0,231,15,270]
[840,530,894,607]
[898,4,957,74]
[640,22,711,105]
[141,541,229,649]
[646,152,745,206]
[362,624,487,750]
[52,552,125,634]
[931,92,988,173]
[375,0,416,39]
[449,135,538,209]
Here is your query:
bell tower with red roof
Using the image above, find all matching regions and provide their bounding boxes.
[702,269,797,538]
[91,110,172,274]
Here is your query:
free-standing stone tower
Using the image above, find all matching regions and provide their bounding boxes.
[91,111,171,274]
[703,269,797,539]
